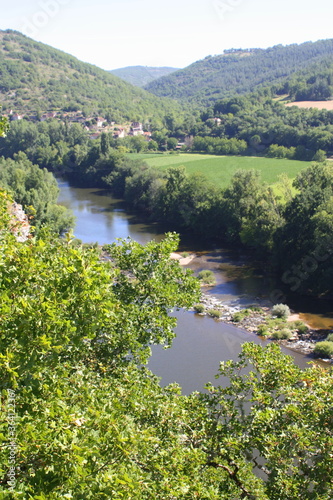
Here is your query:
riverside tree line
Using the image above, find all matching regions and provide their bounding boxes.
[1,118,333,297]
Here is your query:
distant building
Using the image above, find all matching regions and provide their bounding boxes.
[113,128,126,139]
[96,117,106,128]
[130,122,144,136]
[11,113,23,121]
[40,111,57,121]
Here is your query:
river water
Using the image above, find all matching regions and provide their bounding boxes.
[57,179,326,394]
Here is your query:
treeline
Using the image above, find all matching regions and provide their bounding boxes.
[189,93,333,159]
[60,137,333,297]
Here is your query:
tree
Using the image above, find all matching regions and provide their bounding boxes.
[196,342,333,499]
[0,153,74,233]
[0,109,8,137]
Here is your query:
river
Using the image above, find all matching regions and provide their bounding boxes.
[57,179,327,394]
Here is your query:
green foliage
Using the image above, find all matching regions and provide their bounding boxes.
[0,109,8,137]
[271,303,291,318]
[272,328,292,340]
[291,320,309,334]
[145,40,333,105]
[232,309,251,322]
[313,341,333,358]
[193,303,205,313]
[313,149,327,162]
[0,218,332,500]
[110,65,179,87]
[197,269,216,285]
[326,333,333,342]
[0,153,74,233]
[200,342,333,499]
[277,163,333,295]
[208,309,221,318]
[257,323,269,336]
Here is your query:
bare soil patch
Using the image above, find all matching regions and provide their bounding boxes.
[285,101,333,110]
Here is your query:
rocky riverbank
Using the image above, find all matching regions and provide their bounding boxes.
[193,292,332,363]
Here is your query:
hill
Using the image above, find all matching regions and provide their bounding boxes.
[0,30,184,125]
[109,66,179,87]
[144,40,333,105]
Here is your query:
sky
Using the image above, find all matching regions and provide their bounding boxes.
[1,0,333,71]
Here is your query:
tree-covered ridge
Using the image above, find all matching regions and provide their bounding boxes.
[0,199,332,498]
[0,30,184,125]
[109,66,180,87]
[145,40,333,105]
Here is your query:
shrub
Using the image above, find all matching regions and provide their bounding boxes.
[326,333,333,342]
[313,341,333,358]
[257,324,269,336]
[292,321,309,335]
[232,312,243,322]
[194,304,205,314]
[272,328,292,340]
[271,303,291,319]
[249,306,263,313]
[209,309,221,319]
[198,270,216,286]
[232,309,251,322]
[181,251,190,258]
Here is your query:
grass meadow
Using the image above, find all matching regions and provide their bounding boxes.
[130,153,310,190]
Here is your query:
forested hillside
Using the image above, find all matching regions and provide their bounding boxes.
[145,40,333,105]
[0,30,184,125]
[109,66,179,87]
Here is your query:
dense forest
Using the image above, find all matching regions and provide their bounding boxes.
[0,30,184,126]
[109,66,179,87]
[145,40,333,105]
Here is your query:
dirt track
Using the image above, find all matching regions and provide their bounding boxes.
[285,101,333,110]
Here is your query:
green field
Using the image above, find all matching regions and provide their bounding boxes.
[130,153,310,189]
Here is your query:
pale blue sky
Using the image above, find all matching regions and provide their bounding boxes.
[1,0,332,70]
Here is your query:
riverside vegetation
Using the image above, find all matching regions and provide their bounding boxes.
[1,188,333,498]
[1,118,333,298]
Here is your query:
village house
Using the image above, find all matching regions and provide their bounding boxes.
[96,117,106,128]
[40,111,57,121]
[113,127,126,139]
[11,113,24,121]
[130,122,144,136]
